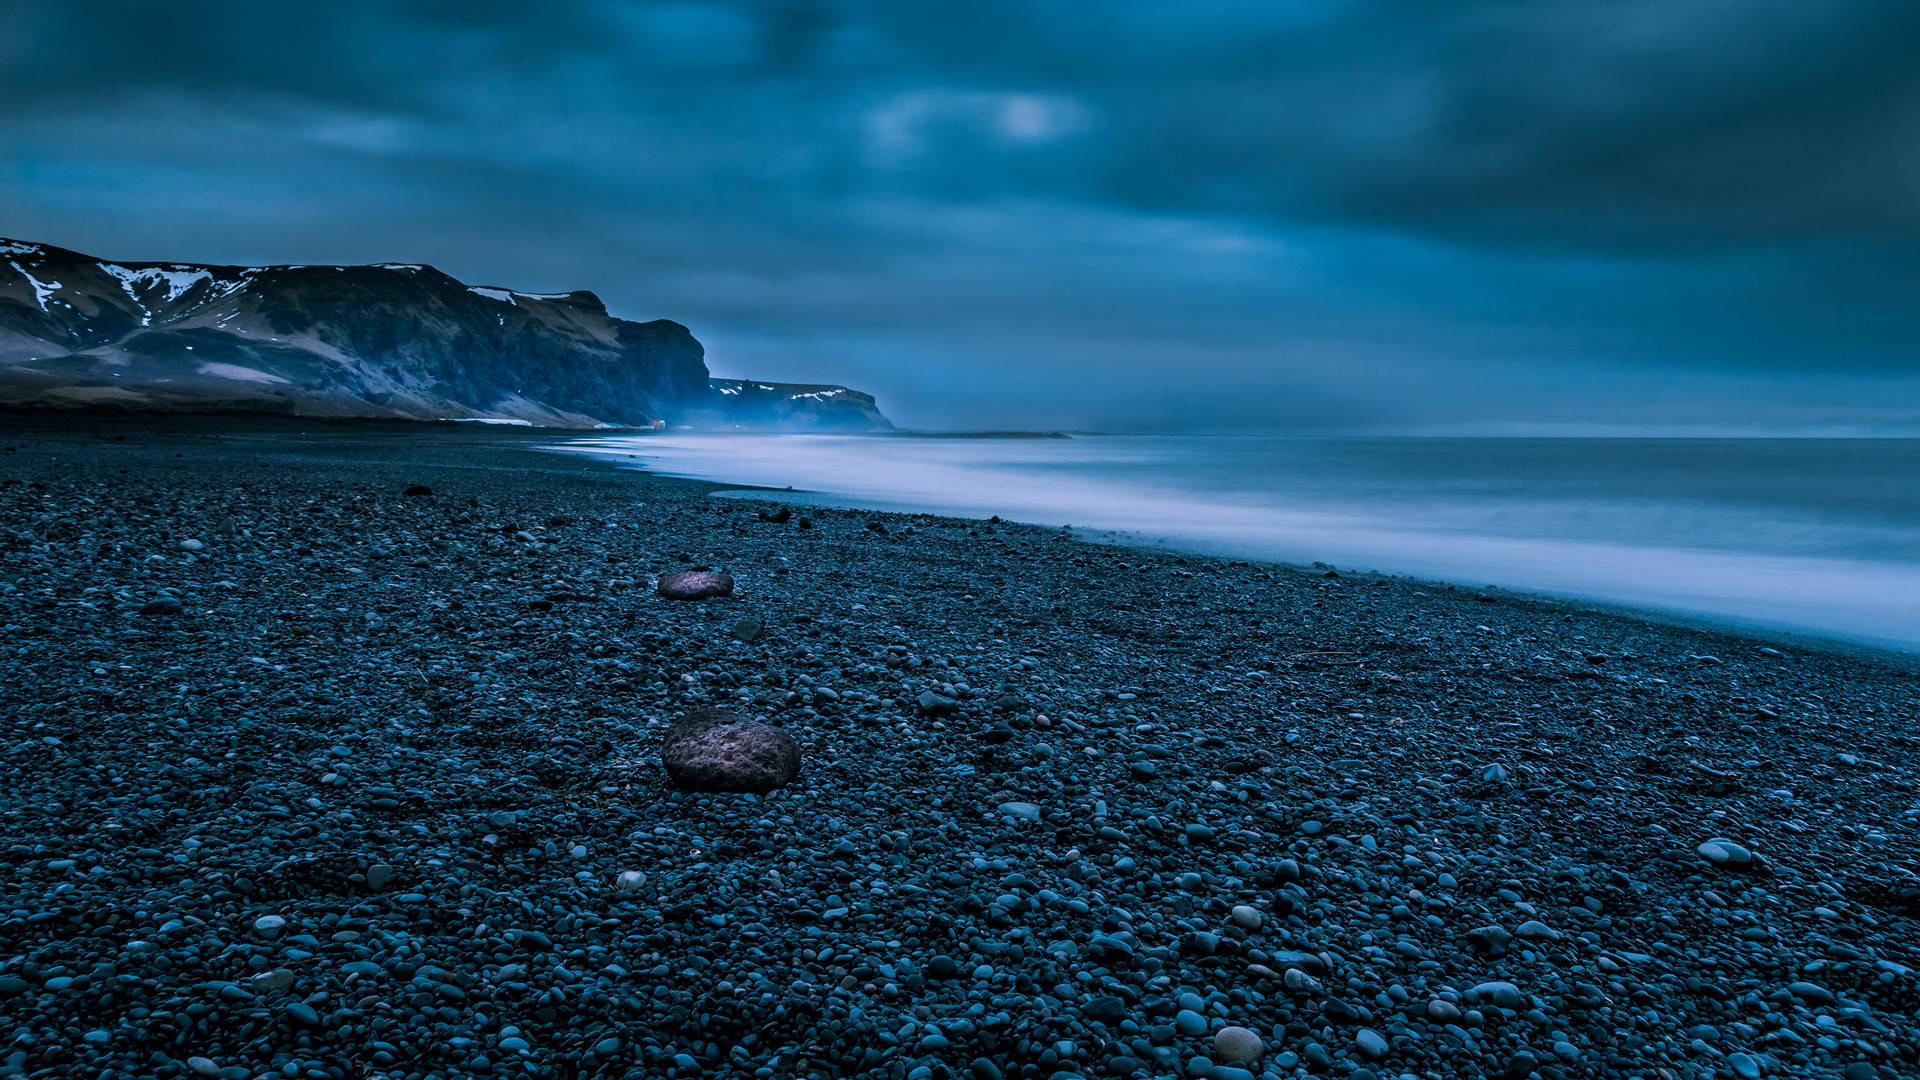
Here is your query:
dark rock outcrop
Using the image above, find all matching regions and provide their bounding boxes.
[697,379,893,431]
[659,708,801,793]
[0,237,890,429]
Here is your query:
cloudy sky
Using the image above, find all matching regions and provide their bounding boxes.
[5,0,1920,432]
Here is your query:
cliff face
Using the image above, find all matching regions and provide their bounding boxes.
[0,238,889,430]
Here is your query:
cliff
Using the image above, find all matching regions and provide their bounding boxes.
[0,238,890,430]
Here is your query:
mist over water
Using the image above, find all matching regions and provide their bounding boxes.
[551,434,1920,652]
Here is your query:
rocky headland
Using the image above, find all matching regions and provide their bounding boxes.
[0,239,890,431]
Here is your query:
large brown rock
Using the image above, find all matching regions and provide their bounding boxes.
[656,570,734,600]
[660,708,800,793]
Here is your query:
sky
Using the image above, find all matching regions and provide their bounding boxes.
[4,0,1920,433]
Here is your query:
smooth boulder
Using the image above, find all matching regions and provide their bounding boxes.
[660,707,801,793]
[657,571,734,601]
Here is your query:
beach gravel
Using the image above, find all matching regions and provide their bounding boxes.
[0,414,1916,1080]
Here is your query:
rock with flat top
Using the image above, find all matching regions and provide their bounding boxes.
[657,571,733,601]
[660,707,801,793]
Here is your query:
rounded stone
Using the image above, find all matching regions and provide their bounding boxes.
[657,571,734,601]
[1354,1028,1389,1060]
[1214,1026,1264,1063]
[1472,980,1525,1010]
[660,708,802,793]
[1230,904,1262,930]
[1697,838,1754,866]
[1175,1009,1209,1037]
[252,915,286,938]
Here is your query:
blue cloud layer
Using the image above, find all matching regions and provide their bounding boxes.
[5,0,1919,430]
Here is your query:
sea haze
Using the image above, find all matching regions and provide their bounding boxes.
[550,434,1920,652]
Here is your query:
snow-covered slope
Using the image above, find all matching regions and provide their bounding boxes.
[0,238,890,430]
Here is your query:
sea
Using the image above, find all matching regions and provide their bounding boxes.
[547,434,1920,653]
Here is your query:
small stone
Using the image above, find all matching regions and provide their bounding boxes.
[1514,920,1559,940]
[615,870,647,890]
[1354,1028,1389,1060]
[1473,980,1525,1010]
[1727,1052,1761,1080]
[1175,1009,1209,1037]
[252,969,295,993]
[998,801,1042,823]
[657,570,734,601]
[731,617,763,642]
[179,538,203,551]
[1426,999,1461,1023]
[365,864,394,891]
[403,484,434,496]
[1283,968,1321,994]
[1698,838,1754,866]
[186,1058,220,1078]
[1466,925,1513,955]
[1502,1051,1539,1080]
[1230,904,1262,930]
[1082,996,1127,1025]
[141,598,184,616]
[1786,981,1836,1006]
[285,1002,320,1028]
[1213,1026,1263,1063]
[660,707,802,793]
[926,955,960,980]
[253,914,286,938]
[916,690,961,717]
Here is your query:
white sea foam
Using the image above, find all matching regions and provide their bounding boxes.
[549,433,1920,651]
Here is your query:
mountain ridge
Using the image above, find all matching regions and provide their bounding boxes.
[0,238,890,430]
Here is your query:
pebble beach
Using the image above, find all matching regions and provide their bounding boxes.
[2,414,1917,1080]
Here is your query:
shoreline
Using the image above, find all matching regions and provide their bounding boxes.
[3,413,1917,1080]
[537,431,1920,669]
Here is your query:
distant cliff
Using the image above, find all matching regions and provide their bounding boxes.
[0,238,890,430]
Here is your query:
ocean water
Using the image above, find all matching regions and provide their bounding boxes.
[548,434,1920,651]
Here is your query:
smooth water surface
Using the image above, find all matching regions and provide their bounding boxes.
[549,434,1920,651]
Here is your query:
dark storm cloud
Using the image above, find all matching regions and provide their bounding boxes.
[5,1,1920,430]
